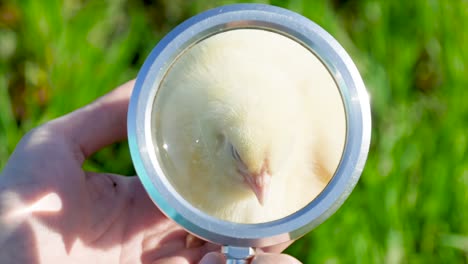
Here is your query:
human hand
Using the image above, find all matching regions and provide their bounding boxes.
[0,80,300,264]
[199,251,301,264]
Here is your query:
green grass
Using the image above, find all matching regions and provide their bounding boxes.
[1,0,467,263]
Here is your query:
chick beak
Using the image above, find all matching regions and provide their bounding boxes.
[245,171,271,206]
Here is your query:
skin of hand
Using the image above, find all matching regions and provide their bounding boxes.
[0,80,300,264]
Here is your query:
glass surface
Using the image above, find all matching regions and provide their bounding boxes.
[152,29,346,223]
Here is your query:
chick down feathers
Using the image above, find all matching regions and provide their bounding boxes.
[153,29,346,223]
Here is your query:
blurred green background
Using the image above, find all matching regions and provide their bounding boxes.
[0,0,467,263]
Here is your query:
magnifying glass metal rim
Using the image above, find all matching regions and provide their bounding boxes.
[128,3,371,248]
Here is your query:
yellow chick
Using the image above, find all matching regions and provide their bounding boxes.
[153,29,346,223]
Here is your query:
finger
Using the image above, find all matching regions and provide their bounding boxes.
[199,252,301,264]
[50,79,134,161]
[199,252,225,264]
[151,243,219,264]
[186,233,206,248]
[251,253,301,264]
[261,240,294,253]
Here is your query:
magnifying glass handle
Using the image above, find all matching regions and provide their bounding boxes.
[222,246,255,264]
[226,260,250,264]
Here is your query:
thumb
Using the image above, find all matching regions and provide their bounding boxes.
[251,253,302,264]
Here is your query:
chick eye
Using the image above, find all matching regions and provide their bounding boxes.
[230,144,242,163]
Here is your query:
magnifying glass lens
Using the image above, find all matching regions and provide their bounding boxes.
[151,29,346,224]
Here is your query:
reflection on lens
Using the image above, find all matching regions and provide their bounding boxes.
[152,29,346,223]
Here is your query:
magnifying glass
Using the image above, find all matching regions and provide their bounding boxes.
[128,4,371,263]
